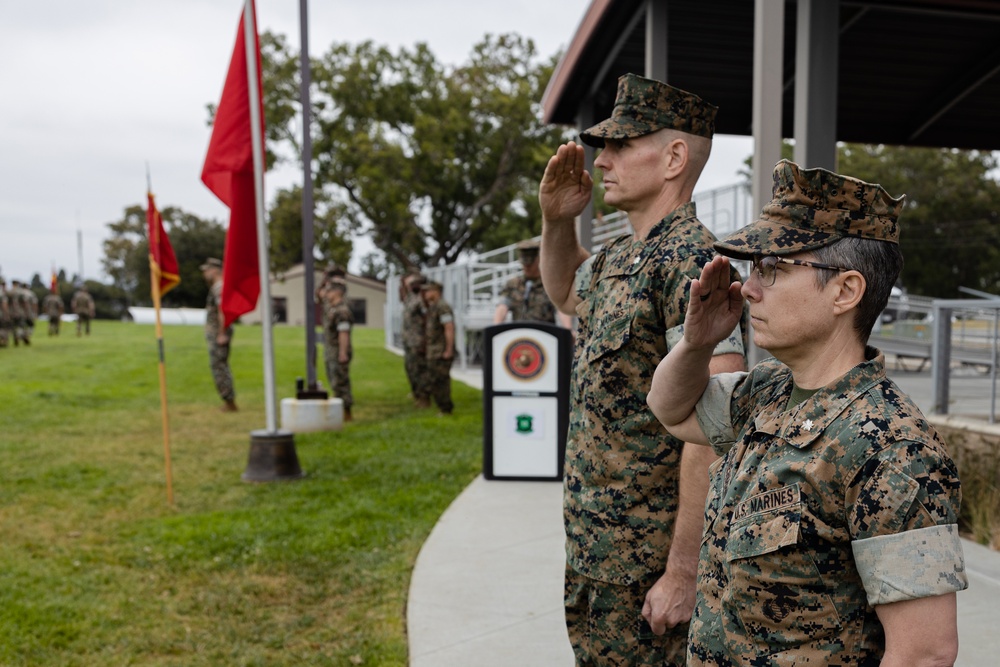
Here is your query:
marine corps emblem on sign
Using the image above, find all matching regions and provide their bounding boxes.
[503,338,546,381]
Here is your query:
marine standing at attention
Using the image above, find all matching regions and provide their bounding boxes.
[201,258,237,412]
[538,73,746,665]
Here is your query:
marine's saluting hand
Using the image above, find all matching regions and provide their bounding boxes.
[539,141,593,224]
[685,255,744,349]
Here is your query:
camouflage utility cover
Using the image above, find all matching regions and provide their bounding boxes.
[580,72,717,147]
[688,349,967,665]
[499,274,556,323]
[715,160,905,260]
[566,202,746,586]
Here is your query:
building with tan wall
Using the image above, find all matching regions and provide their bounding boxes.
[241,263,386,329]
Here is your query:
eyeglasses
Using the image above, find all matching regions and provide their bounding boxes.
[751,255,851,287]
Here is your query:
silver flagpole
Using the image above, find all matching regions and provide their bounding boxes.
[243,0,278,433]
[299,0,321,395]
[239,0,302,482]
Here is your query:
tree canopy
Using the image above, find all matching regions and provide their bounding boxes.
[260,32,571,273]
[267,185,352,275]
[101,205,226,310]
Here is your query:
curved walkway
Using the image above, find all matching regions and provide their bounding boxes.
[407,477,571,666]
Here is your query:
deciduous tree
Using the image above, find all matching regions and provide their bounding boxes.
[261,33,570,272]
[101,206,226,309]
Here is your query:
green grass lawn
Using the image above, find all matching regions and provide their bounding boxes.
[0,322,483,666]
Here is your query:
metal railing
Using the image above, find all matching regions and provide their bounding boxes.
[871,294,999,422]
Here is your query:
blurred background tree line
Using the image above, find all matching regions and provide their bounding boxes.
[85,30,1000,316]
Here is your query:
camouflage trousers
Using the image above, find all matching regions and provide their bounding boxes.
[49,317,60,336]
[564,564,688,667]
[324,347,353,408]
[404,348,428,400]
[16,318,32,344]
[0,323,8,347]
[76,315,91,336]
[426,357,453,413]
[206,337,235,402]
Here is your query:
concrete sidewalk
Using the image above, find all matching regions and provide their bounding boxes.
[407,478,571,667]
[407,364,1000,666]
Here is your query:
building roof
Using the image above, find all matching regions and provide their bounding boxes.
[543,0,1000,150]
[271,264,386,292]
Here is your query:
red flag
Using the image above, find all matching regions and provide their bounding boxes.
[50,266,58,294]
[147,193,181,297]
[201,0,265,328]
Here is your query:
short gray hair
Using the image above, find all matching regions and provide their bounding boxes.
[811,236,903,344]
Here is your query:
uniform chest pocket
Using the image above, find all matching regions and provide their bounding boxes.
[722,508,843,656]
[581,312,631,366]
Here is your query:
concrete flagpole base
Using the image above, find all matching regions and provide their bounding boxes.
[280,397,344,433]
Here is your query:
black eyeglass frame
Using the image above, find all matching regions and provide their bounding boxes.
[750,255,851,287]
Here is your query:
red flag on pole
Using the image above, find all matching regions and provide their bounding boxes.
[147,193,181,298]
[201,0,265,328]
[50,266,58,294]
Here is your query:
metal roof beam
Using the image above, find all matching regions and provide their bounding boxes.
[908,44,1000,141]
[843,0,1000,23]
[587,7,646,98]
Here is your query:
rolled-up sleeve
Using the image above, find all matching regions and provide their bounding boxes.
[852,524,968,605]
[694,371,746,457]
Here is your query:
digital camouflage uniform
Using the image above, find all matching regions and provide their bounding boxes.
[323,300,354,409]
[498,274,557,323]
[683,159,969,665]
[424,296,455,414]
[44,293,64,335]
[23,286,38,341]
[6,286,21,346]
[402,292,429,402]
[311,269,347,368]
[71,289,95,336]
[688,350,968,666]
[204,280,235,402]
[9,283,31,345]
[0,283,10,347]
[565,203,745,666]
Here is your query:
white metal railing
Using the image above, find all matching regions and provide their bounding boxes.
[870,293,1000,422]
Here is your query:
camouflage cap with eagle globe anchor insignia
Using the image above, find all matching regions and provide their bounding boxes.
[714,159,906,260]
[579,73,717,147]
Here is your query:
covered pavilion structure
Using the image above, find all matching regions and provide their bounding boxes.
[542,0,1000,249]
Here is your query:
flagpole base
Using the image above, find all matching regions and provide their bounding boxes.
[241,429,304,483]
[280,397,343,433]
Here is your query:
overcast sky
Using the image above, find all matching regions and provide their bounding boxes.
[0,0,753,285]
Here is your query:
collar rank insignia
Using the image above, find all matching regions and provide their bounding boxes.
[802,419,814,432]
